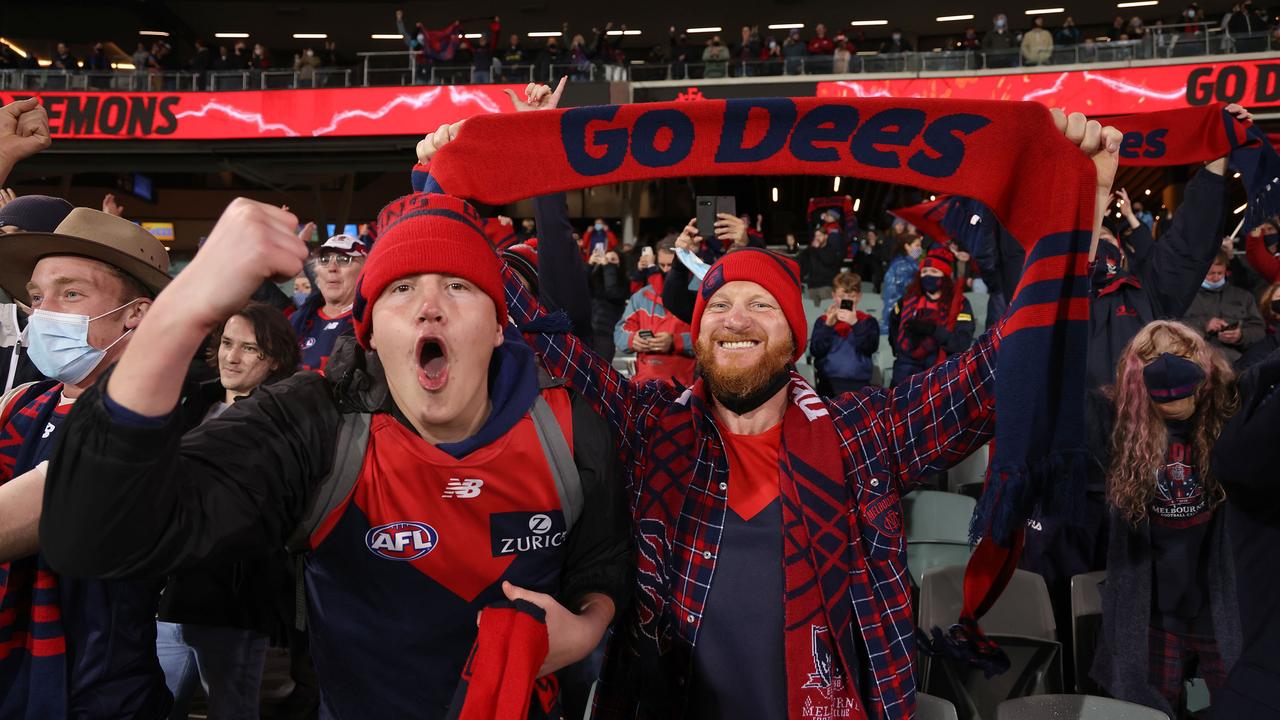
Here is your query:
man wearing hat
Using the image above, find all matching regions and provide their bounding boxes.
[292,233,366,373]
[0,206,173,717]
[0,194,74,393]
[40,195,629,719]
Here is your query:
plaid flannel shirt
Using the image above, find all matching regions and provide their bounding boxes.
[505,269,1000,720]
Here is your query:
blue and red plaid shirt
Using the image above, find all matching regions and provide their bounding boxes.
[504,269,1001,719]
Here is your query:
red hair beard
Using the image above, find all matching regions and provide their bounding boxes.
[695,330,794,402]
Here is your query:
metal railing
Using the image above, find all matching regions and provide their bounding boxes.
[0,26,1272,92]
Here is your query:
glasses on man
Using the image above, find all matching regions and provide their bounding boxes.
[316,253,358,267]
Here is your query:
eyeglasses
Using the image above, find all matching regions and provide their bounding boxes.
[316,253,359,267]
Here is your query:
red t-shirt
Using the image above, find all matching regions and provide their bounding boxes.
[722,422,783,521]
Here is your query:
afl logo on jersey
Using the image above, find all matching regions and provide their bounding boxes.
[366,521,439,561]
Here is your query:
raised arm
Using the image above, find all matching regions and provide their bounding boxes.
[1138,166,1227,317]
[0,98,52,187]
[533,190,593,344]
[41,198,321,578]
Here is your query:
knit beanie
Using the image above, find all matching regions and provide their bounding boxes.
[691,248,807,361]
[921,245,956,276]
[353,193,505,348]
[502,239,539,293]
[0,195,74,233]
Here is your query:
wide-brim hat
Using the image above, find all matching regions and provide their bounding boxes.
[0,207,171,301]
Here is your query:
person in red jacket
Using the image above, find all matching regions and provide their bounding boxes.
[614,239,695,386]
[1243,218,1280,284]
[581,217,619,259]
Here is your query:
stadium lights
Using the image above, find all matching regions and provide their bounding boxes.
[1233,171,1242,179]
[853,198,862,212]
[606,30,643,35]
[139,30,170,37]
[930,195,937,202]
[833,177,841,192]
[687,27,722,33]
[292,33,328,39]
[215,32,250,38]
[464,33,483,39]
[768,23,805,29]
[849,20,890,26]
[1234,203,1247,214]
[772,187,780,203]
[1144,189,1152,195]
[1025,7,1066,14]
[114,62,136,70]
[937,14,976,21]
[0,38,28,58]
[1117,0,1158,6]
[37,59,51,67]
[371,34,402,40]
[527,31,563,38]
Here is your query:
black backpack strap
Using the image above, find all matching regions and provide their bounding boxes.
[530,393,583,532]
[287,410,372,631]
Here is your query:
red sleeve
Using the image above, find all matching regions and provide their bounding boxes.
[1246,228,1280,284]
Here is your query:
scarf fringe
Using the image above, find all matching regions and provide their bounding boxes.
[518,309,573,335]
[917,621,1011,679]
[1243,168,1280,235]
[969,449,1090,547]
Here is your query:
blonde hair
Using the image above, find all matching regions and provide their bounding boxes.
[1105,321,1237,525]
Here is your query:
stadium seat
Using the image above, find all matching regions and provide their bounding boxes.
[946,444,989,495]
[918,567,1063,720]
[994,694,1166,720]
[918,567,1057,642]
[1069,571,1105,694]
[905,543,972,589]
[903,491,976,544]
[917,692,960,720]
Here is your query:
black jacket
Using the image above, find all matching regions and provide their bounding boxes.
[1210,347,1280,717]
[798,236,844,289]
[1087,169,1225,388]
[40,340,632,619]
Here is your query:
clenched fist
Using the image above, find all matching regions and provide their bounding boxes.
[173,198,308,330]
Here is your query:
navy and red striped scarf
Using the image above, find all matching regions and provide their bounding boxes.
[431,96,1098,673]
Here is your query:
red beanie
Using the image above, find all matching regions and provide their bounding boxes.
[353,193,506,348]
[691,248,807,361]
[921,246,956,276]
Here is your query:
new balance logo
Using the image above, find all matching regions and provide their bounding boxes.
[324,322,340,330]
[442,478,484,498]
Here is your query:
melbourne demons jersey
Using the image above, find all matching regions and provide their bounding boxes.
[0,383,168,719]
[294,307,354,374]
[304,389,574,720]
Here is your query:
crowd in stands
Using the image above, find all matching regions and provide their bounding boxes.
[1,65,1280,720]
[4,2,1280,89]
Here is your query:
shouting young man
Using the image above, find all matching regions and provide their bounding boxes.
[41,193,630,719]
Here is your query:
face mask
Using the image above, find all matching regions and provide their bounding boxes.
[594,222,605,232]
[996,19,1007,28]
[26,300,139,385]
[1202,277,1226,291]
[908,246,923,259]
[892,33,902,41]
[920,275,944,294]
[293,291,310,307]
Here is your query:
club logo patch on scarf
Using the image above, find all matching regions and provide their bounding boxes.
[802,625,846,696]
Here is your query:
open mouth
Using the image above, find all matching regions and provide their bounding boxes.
[416,336,449,390]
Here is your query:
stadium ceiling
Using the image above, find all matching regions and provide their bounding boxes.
[13,0,1187,61]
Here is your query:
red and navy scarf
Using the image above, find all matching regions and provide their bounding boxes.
[431,97,1098,674]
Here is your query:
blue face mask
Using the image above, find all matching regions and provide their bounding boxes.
[293,291,310,307]
[1202,277,1226,291]
[908,246,923,259]
[25,300,138,385]
[920,275,944,294]
[594,222,605,232]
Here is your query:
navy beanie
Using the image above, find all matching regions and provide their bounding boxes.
[1143,353,1206,403]
[0,195,74,233]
